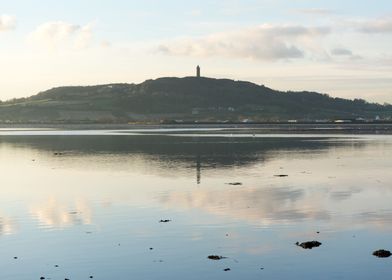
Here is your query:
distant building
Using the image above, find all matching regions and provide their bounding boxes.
[196,65,201,77]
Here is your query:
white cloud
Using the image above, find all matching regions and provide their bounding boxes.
[330,47,363,61]
[331,47,353,56]
[0,14,16,32]
[74,22,94,49]
[28,21,95,50]
[357,18,392,33]
[157,24,330,61]
[295,8,336,16]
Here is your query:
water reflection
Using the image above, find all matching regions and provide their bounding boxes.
[0,133,389,230]
[0,215,16,235]
[159,186,330,224]
[0,132,391,279]
[30,197,92,229]
[0,134,367,181]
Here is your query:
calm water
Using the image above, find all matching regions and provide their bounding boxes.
[0,129,391,279]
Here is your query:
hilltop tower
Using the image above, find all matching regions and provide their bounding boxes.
[196,65,200,77]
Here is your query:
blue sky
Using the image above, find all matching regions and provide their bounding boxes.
[1,0,392,102]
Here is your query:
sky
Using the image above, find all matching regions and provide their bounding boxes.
[1,0,392,103]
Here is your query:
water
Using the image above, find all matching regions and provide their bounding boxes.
[0,129,391,279]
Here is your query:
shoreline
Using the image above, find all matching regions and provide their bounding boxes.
[0,123,391,134]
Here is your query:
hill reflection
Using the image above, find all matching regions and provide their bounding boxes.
[0,134,362,179]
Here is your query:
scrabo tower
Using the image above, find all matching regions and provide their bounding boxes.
[196,65,201,77]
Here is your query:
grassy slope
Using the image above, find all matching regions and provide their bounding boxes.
[0,77,391,122]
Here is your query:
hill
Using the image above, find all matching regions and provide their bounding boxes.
[0,77,391,123]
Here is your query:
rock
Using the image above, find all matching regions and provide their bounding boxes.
[296,241,322,249]
[223,268,231,271]
[207,255,226,260]
[40,277,45,280]
[159,219,171,223]
[373,249,392,258]
[274,175,288,177]
[226,182,242,186]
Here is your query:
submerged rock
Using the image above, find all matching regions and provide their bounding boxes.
[226,182,242,186]
[373,250,392,258]
[296,241,322,249]
[208,255,226,260]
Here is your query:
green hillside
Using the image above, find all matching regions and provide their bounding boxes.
[0,77,391,123]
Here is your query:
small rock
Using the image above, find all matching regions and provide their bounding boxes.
[296,241,322,249]
[54,265,59,267]
[373,249,392,258]
[226,182,242,186]
[274,175,288,177]
[223,268,231,271]
[159,219,171,223]
[207,255,226,260]
[13,257,18,259]
[149,248,154,250]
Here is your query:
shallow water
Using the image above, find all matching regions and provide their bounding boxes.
[0,130,391,279]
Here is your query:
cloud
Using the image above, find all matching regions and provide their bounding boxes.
[295,8,336,16]
[157,24,330,61]
[355,18,392,34]
[330,47,363,61]
[0,14,16,32]
[28,21,94,50]
[331,47,353,56]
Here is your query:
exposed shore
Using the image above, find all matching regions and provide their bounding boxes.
[0,123,392,134]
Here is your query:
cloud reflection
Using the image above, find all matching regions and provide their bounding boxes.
[159,186,330,225]
[30,197,92,229]
[0,215,16,235]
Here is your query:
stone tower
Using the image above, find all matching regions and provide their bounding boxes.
[196,65,200,77]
